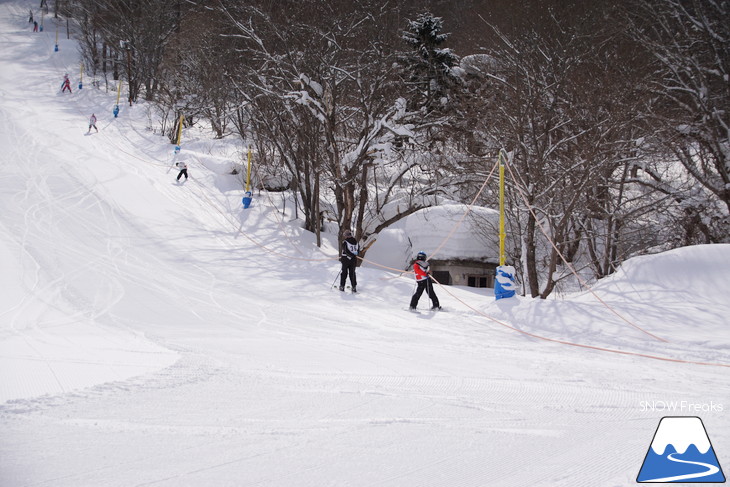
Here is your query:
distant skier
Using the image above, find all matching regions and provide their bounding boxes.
[87,113,98,133]
[61,74,72,93]
[175,161,188,182]
[339,229,359,292]
[33,20,38,32]
[409,251,441,311]
[29,10,33,23]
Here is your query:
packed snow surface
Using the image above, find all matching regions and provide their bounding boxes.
[1,2,728,486]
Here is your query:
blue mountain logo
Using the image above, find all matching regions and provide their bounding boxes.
[637,416,725,483]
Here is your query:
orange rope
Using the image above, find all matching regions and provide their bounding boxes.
[428,158,499,260]
[249,160,308,257]
[430,276,729,369]
[185,176,337,262]
[502,156,668,343]
[41,30,730,368]
[44,31,336,264]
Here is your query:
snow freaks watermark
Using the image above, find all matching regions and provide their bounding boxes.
[636,416,726,483]
[639,400,724,413]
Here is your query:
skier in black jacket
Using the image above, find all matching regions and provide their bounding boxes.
[339,229,360,292]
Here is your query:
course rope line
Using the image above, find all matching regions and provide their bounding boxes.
[430,276,730,369]
[502,156,668,343]
[186,176,338,262]
[40,26,730,368]
[358,159,500,280]
[43,29,338,264]
[427,158,499,261]
[249,161,308,258]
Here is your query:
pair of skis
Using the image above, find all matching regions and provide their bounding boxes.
[331,284,449,312]
[406,306,446,313]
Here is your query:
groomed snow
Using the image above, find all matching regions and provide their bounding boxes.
[1,2,728,486]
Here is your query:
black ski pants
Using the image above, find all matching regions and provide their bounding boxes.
[410,277,439,309]
[340,257,357,289]
[177,168,188,181]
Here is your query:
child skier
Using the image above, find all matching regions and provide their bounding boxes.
[175,161,188,182]
[88,113,98,133]
[339,229,359,292]
[409,251,441,311]
[61,74,72,93]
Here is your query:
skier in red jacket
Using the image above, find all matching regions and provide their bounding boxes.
[61,74,72,93]
[88,113,98,133]
[409,251,441,310]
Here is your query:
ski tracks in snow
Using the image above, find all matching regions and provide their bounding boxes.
[2,3,729,485]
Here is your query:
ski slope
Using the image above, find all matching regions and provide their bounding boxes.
[1,2,729,486]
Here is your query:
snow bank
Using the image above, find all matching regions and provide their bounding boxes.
[491,244,730,350]
[591,244,730,298]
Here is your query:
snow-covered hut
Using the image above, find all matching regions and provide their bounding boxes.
[366,203,501,288]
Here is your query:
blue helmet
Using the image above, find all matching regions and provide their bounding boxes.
[416,251,427,260]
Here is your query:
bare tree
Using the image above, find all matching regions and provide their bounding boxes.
[218,1,453,254]
[468,5,652,297]
[71,0,186,102]
[627,0,730,243]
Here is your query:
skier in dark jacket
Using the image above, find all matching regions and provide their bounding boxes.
[175,161,188,182]
[409,251,441,310]
[339,229,359,292]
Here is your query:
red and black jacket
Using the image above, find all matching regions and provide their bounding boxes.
[413,259,430,281]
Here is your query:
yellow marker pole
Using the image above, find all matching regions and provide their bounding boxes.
[494,149,515,299]
[245,147,252,192]
[498,150,506,267]
[112,80,122,117]
[176,113,184,147]
[242,148,254,208]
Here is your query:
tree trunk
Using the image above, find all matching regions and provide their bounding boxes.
[524,213,539,298]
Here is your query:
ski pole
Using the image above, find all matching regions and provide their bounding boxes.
[331,269,341,288]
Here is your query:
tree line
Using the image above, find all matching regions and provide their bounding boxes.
[60,0,729,297]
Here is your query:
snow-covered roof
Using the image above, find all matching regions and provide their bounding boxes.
[366,203,500,271]
[460,54,500,77]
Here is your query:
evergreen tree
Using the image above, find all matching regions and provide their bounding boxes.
[399,12,460,113]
